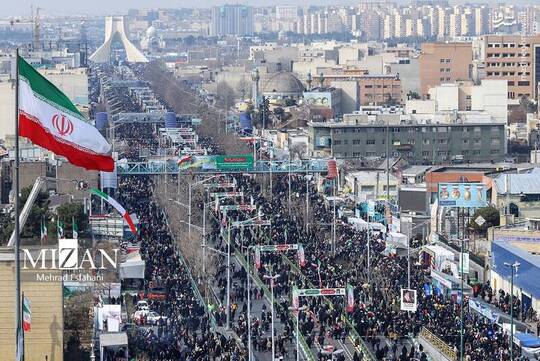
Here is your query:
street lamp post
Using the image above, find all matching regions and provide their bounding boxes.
[226,222,232,330]
[288,305,308,361]
[504,261,520,361]
[264,271,280,361]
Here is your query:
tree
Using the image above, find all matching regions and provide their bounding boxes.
[56,203,88,239]
[64,290,93,361]
[468,206,500,234]
[407,91,421,100]
[20,186,51,239]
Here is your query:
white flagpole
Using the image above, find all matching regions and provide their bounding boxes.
[14,48,24,361]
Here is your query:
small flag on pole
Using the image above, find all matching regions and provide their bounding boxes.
[22,296,31,332]
[40,220,47,243]
[346,284,354,313]
[72,217,78,239]
[57,220,64,239]
[298,244,306,267]
[254,247,261,269]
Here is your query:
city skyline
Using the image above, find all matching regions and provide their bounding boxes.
[2,0,539,17]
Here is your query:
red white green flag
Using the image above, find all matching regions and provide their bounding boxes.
[22,296,31,332]
[18,55,114,171]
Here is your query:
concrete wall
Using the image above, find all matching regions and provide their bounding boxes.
[331,80,359,114]
[0,253,63,361]
[56,162,99,201]
[38,69,89,106]
[471,79,508,124]
[391,58,421,96]
[0,79,16,141]
[429,84,459,111]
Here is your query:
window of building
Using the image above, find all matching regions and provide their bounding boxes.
[422,151,430,157]
[440,77,445,81]
[440,68,445,72]
[334,140,341,145]
[462,127,469,132]
[466,106,471,110]
[422,139,430,145]
[473,150,481,155]
[366,152,376,156]
[446,77,451,81]
[440,59,445,63]
[445,68,451,72]
[365,85,373,88]
[490,150,499,154]
[474,138,481,144]
[466,95,471,100]
[463,139,469,144]
[518,81,530,86]
[445,59,451,63]
[438,139,448,144]
[366,139,376,145]
[353,152,361,157]
[353,139,361,145]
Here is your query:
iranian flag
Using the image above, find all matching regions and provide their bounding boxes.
[40,220,47,243]
[22,296,31,332]
[18,55,114,171]
[90,188,138,236]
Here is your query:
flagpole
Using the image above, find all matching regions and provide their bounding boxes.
[21,291,25,361]
[15,48,24,361]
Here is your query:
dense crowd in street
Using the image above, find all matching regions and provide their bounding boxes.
[117,175,246,360]
[106,62,532,361]
[203,173,525,361]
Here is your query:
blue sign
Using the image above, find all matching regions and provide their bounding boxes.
[438,183,487,208]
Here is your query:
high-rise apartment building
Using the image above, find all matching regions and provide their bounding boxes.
[211,5,254,37]
[474,6,489,35]
[419,42,473,97]
[483,34,540,100]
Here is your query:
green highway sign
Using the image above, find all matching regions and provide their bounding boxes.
[297,288,345,297]
[220,204,256,211]
[258,244,299,252]
[215,154,254,171]
[210,191,244,198]
[206,182,236,188]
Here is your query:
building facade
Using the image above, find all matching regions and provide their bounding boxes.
[210,5,254,37]
[419,42,473,97]
[308,120,506,164]
[483,34,540,100]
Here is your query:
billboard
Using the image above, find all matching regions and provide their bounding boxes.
[438,183,487,208]
[400,289,418,312]
[215,154,254,170]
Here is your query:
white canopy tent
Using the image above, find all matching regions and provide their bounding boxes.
[120,250,145,280]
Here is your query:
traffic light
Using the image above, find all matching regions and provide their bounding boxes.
[77,181,89,190]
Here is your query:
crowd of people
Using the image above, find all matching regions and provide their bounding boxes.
[202,172,526,361]
[106,62,533,361]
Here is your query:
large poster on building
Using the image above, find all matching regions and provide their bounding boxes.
[438,183,487,208]
[400,289,418,312]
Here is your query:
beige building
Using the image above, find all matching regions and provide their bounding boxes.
[483,34,540,100]
[0,248,63,361]
[419,42,473,98]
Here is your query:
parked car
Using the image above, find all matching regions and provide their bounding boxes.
[136,300,149,311]
[146,311,167,325]
[132,310,148,325]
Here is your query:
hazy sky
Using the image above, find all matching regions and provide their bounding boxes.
[2,0,358,17]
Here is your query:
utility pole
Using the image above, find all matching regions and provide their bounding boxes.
[504,261,520,361]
